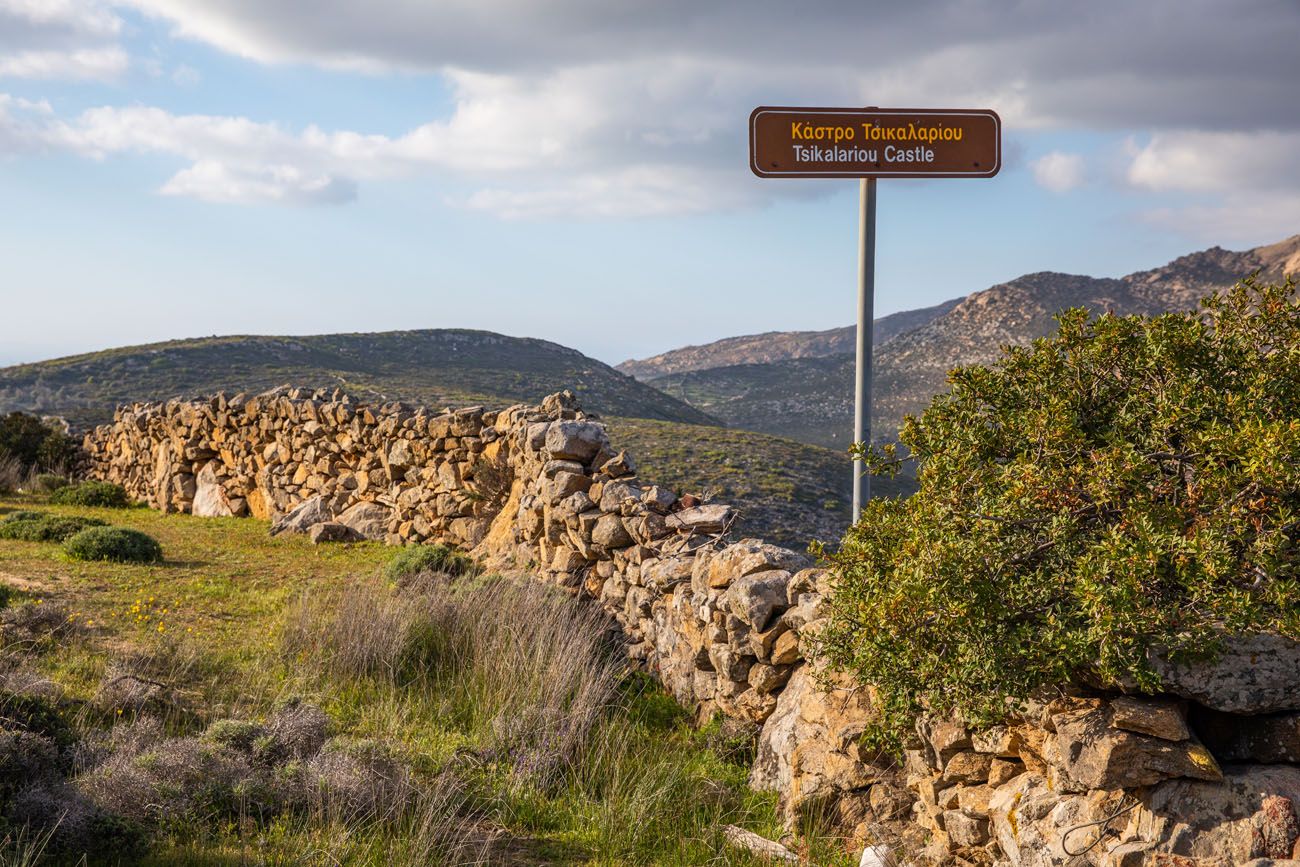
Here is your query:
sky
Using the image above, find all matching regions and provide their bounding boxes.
[1,0,1298,368]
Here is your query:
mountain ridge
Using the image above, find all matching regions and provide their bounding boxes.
[645,234,1300,447]
[0,328,719,429]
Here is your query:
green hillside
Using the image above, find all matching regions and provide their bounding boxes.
[607,417,913,549]
[648,356,856,450]
[0,330,718,428]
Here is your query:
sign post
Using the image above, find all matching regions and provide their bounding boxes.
[749,106,1001,523]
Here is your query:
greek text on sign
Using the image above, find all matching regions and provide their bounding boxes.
[749,107,1001,179]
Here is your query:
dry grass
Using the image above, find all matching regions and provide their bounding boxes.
[283,571,624,791]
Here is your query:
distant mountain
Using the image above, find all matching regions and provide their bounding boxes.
[615,298,960,381]
[647,235,1300,448]
[0,330,718,429]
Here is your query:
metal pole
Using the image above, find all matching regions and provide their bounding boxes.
[852,177,876,524]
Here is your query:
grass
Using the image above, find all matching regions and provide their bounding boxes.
[0,494,858,865]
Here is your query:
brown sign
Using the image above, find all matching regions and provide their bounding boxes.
[749,107,1001,179]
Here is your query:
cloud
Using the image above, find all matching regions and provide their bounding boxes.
[0,47,128,80]
[123,0,1299,130]
[1124,130,1300,243]
[8,0,1300,227]
[0,0,128,81]
[1031,151,1084,193]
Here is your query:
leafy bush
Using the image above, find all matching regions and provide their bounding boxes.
[0,512,108,543]
[32,474,69,493]
[382,544,475,583]
[50,481,131,508]
[64,527,162,564]
[0,412,80,476]
[821,277,1300,749]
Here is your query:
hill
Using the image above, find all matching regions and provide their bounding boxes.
[615,299,959,380]
[645,235,1300,447]
[0,329,717,429]
[606,417,914,549]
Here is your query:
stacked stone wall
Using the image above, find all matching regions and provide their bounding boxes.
[84,386,1300,866]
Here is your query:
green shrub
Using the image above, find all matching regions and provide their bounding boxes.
[821,277,1300,750]
[0,512,108,543]
[32,474,69,493]
[0,412,79,475]
[63,527,162,563]
[50,481,131,508]
[383,544,475,583]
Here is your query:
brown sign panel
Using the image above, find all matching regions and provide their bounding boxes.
[750,107,1001,179]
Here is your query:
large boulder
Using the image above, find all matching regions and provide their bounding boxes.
[1049,700,1221,791]
[335,501,394,541]
[1150,633,1300,715]
[751,663,888,825]
[269,495,333,536]
[544,421,607,462]
[727,571,792,632]
[192,461,235,517]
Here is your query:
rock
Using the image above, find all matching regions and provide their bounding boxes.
[641,556,693,590]
[769,630,802,665]
[722,825,798,863]
[748,663,794,695]
[988,774,1126,867]
[544,421,607,462]
[591,514,633,548]
[943,808,989,847]
[1050,702,1221,791]
[971,725,1021,757]
[987,758,1021,787]
[726,570,791,632]
[666,503,734,534]
[1133,765,1300,863]
[191,461,235,517]
[599,450,635,478]
[1150,632,1300,714]
[868,782,912,820]
[385,439,414,478]
[942,751,992,784]
[269,495,332,536]
[705,540,810,590]
[858,845,892,867]
[1110,696,1190,742]
[308,522,363,544]
[335,501,394,541]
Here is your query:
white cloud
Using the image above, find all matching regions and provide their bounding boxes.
[1126,131,1300,193]
[6,0,1300,227]
[1031,151,1084,193]
[0,0,127,81]
[1124,130,1300,243]
[0,47,128,80]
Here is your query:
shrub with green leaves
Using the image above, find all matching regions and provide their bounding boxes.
[32,474,69,493]
[64,527,162,563]
[382,544,475,583]
[821,277,1300,750]
[0,412,80,475]
[50,481,131,508]
[0,512,108,543]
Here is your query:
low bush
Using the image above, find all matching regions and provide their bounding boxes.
[50,481,131,508]
[31,474,69,493]
[822,277,1300,750]
[64,527,162,564]
[382,544,475,584]
[0,512,108,543]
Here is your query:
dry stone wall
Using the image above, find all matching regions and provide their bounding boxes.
[84,386,1300,866]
